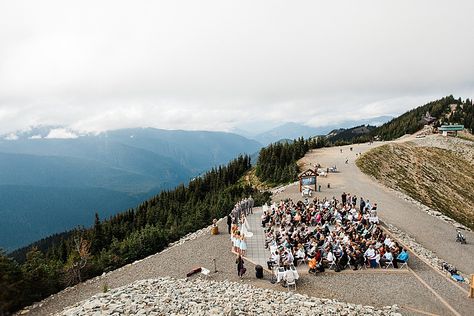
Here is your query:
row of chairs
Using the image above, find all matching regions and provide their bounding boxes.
[270,264,298,291]
[323,257,408,270]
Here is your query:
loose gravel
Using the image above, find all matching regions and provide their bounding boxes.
[21,218,452,316]
[383,221,470,285]
[57,277,401,316]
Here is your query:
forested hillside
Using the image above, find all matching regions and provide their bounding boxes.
[0,127,262,250]
[320,96,474,144]
[254,96,474,186]
[371,95,474,140]
[255,137,328,185]
[0,155,270,315]
[326,125,376,144]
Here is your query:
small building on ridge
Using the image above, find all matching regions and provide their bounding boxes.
[438,124,464,137]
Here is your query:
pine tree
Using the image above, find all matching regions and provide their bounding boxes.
[91,213,104,255]
[0,250,25,315]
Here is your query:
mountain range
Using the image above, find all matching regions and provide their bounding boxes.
[239,116,393,145]
[0,115,393,250]
[0,127,262,251]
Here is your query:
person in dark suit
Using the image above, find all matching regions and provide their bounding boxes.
[227,214,233,234]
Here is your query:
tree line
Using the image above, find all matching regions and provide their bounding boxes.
[369,95,473,140]
[1,155,271,315]
[255,137,329,185]
[254,96,474,186]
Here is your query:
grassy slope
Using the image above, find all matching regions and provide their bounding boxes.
[357,143,474,229]
[458,131,474,143]
[238,168,271,190]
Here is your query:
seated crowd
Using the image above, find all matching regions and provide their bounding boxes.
[263,194,409,274]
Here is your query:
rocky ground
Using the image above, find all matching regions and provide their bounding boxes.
[413,132,474,164]
[57,277,401,316]
[383,220,470,285]
[22,216,465,316]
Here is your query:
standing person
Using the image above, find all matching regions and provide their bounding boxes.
[240,215,253,238]
[240,235,247,256]
[365,200,372,212]
[249,196,254,214]
[341,192,347,206]
[233,232,241,254]
[360,198,366,212]
[236,254,246,278]
[227,214,233,234]
[235,202,242,224]
[352,195,357,206]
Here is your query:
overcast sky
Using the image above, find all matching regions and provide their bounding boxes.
[0,0,473,135]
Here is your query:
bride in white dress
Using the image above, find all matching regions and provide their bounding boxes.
[240,215,253,238]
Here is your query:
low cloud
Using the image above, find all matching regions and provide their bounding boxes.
[4,133,19,141]
[0,1,473,135]
[45,128,79,139]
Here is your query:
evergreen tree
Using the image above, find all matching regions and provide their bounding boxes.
[91,213,104,255]
[0,250,25,315]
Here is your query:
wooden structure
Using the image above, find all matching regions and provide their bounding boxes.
[439,124,464,137]
[298,169,318,192]
[470,274,474,298]
[421,111,436,124]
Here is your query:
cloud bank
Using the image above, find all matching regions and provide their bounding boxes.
[0,0,473,134]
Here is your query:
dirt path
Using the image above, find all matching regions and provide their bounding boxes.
[294,139,474,275]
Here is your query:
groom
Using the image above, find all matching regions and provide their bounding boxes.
[227,213,233,234]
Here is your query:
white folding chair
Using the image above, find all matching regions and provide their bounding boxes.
[328,259,337,270]
[200,267,210,279]
[375,256,381,269]
[384,260,394,269]
[399,261,408,269]
[296,257,306,266]
[286,279,297,291]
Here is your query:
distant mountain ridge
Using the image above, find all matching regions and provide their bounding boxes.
[0,127,262,251]
[248,116,392,145]
[327,125,377,143]
[252,122,323,145]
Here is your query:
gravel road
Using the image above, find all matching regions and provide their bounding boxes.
[296,137,474,275]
